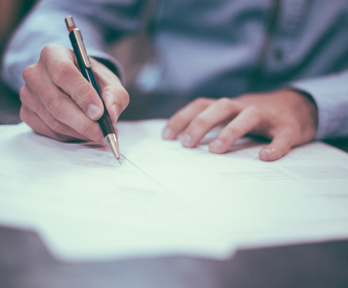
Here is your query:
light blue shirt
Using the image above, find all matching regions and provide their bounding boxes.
[2,0,348,139]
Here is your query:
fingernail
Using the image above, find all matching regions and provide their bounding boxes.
[113,104,120,123]
[182,134,192,146]
[87,104,102,119]
[263,148,272,156]
[162,127,172,139]
[210,139,222,151]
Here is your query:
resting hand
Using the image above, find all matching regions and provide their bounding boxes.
[20,44,129,143]
[162,90,318,161]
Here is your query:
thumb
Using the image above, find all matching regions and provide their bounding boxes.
[259,130,295,161]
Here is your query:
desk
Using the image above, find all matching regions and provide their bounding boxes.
[1,83,348,288]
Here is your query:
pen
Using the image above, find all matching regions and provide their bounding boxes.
[65,16,121,164]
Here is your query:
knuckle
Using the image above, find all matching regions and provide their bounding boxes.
[40,46,73,87]
[106,86,130,110]
[246,105,261,115]
[39,45,50,60]
[73,84,94,103]
[246,106,263,120]
[118,88,130,107]
[78,123,94,138]
[192,116,208,129]
[47,117,64,133]
[52,64,72,87]
[19,86,27,102]
[40,44,58,61]
[34,101,46,116]
[217,97,231,107]
[46,98,67,120]
[226,125,242,137]
[22,65,36,83]
[192,97,210,109]
[40,45,53,57]
[217,97,238,112]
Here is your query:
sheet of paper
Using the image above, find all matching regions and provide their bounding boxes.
[0,120,348,261]
[117,121,348,248]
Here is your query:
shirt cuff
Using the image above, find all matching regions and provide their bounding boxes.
[289,71,348,140]
[88,49,126,86]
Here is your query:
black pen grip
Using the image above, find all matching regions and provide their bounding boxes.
[97,112,114,136]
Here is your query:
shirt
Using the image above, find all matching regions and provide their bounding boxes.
[2,0,348,139]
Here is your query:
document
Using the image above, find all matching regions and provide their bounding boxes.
[0,120,348,261]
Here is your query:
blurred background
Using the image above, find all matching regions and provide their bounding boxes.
[0,0,36,124]
[0,0,36,57]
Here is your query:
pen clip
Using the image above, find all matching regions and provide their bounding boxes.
[72,29,92,68]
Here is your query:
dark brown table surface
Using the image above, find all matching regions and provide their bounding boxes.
[1,81,348,288]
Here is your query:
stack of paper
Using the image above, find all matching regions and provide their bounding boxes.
[0,120,347,261]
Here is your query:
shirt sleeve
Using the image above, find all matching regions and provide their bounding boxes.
[289,70,348,140]
[1,0,146,92]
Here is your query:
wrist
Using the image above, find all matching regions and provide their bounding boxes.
[286,88,318,136]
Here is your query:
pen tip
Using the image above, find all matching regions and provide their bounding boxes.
[105,133,121,165]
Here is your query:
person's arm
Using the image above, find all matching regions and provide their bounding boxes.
[289,70,348,140]
[1,0,145,144]
[163,69,348,161]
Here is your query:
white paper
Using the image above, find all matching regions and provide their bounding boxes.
[1,120,348,261]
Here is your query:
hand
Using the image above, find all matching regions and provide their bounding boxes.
[162,89,318,161]
[20,44,129,143]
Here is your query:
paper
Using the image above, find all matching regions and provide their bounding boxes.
[1,120,348,261]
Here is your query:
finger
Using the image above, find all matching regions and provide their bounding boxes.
[20,104,78,142]
[162,97,215,140]
[20,84,91,142]
[40,44,104,120]
[91,59,129,124]
[23,62,104,143]
[208,106,264,153]
[179,98,242,148]
[259,129,295,161]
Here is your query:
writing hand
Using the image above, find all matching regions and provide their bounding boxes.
[162,89,318,161]
[20,44,129,143]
